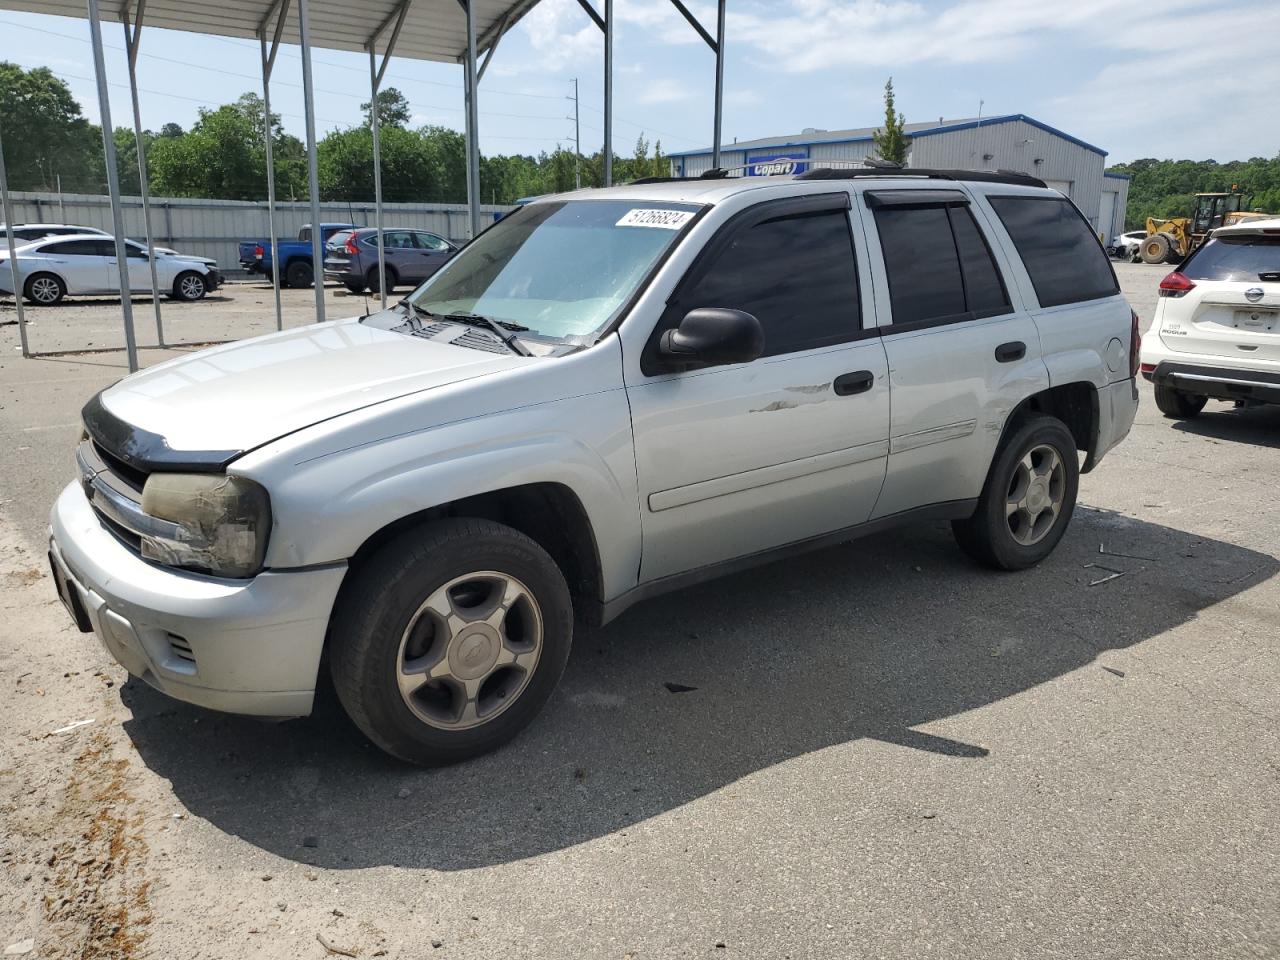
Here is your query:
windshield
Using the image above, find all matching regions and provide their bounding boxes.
[406,199,700,341]
[1183,236,1280,282]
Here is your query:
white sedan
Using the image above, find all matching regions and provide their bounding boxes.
[0,234,220,305]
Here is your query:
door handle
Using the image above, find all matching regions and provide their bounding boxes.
[833,370,875,396]
[995,341,1026,363]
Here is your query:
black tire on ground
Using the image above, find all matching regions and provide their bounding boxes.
[1153,384,1207,419]
[343,282,365,295]
[171,270,207,301]
[952,415,1080,571]
[285,260,314,288]
[1139,233,1172,265]
[366,266,397,295]
[23,272,66,305]
[329,518,574,766]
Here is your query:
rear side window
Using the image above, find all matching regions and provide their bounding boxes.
[678,207,861,356]
[873,203,1010,327]
[1182,236,1280,282]
[989,196,1118,307]
[44,240,105,256]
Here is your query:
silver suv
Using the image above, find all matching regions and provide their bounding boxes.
[50,168,1139,765]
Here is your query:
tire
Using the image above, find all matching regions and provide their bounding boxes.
[1139,233,1172,264]
[343,282,365,295]
[24,272,65,305]
[329,518,573,766]
[1154,384,1207,419]
[952,415,1080,571]
[366,266,397,295]
[171,271,207,301]
[285,260,314,288]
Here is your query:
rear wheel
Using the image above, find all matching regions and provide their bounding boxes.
[24,273,65,305]
[343,282,365,295]
[1154,384,1207,419]
[1139,233,1172,264]
[952,415,1079,571]
[329,518,573,766]
[286,260,313,288]
[366,266,397,295]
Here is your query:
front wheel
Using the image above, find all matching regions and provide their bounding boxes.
[952,415,1079,571]
[171,271,207,301]
[329,518,573,766]
[1154,384,1207,419]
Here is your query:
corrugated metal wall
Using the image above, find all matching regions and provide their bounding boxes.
[909,120,1108,229]
[674,151,745,176]
[5,192,512,277]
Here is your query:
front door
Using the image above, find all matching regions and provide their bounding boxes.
[625,193,891,583]
[410,231,456,284]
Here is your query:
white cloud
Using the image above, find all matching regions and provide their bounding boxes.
[635,77,692,105]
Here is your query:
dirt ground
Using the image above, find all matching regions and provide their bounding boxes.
[1,263,1278,959]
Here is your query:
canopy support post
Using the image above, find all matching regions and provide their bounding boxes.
[87,0,139,372]
[367,0,409,306]
[603,0,612,185]
[297,0,325,323]
[0,127,30,359]
[258,0,291,332]
[120,0,165,347]
[460,0,481,238]
[712,0,725,170]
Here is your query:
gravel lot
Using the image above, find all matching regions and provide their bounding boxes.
[1,262,1277,959]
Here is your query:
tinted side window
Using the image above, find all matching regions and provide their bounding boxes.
[950,207,1010,315]
[679,208,861,356]
[874,205,966,325]
[415,232,450,252]
[1182,236,1280,282]
[989,196,1118,307]
[45,240,101,255]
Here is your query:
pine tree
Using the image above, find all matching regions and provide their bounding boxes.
[872,77,910,167]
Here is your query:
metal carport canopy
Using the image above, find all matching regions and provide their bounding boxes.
[0,0,543,61]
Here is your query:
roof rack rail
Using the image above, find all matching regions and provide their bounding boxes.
[796,166,1046,188]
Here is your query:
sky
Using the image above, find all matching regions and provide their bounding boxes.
[2,0,1277,166]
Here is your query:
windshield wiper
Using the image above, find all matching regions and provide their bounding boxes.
[441,311,532,357]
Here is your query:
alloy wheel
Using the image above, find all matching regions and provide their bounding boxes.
[1005,443,1066,546]
[179,275,205,299]
[30,277,60,303]
[395,571,543,730]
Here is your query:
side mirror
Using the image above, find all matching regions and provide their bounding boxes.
[658,307,765,369]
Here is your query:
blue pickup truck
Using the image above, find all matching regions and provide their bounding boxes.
[238,222,357,287]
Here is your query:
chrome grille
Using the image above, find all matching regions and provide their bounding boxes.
[76,440,177,555]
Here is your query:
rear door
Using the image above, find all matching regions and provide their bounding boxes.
[43,239,111,294]
[626,192,891,582]
[1158,233,1280,363]
[859,186,1048,517]
[410,231,455,283]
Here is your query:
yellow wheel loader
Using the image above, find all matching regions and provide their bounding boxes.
[1138,191,1273,264]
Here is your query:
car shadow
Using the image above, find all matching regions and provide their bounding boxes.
[120,506,1277,871]
[1170,401,1280,449]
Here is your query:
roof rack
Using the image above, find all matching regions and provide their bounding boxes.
[633,159,1045,189]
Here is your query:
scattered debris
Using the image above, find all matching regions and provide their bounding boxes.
[331,909,345,918]
[1099,544,1157,562]
[303,836,319,848]
[921,812,937,820]
[715,942,727,949]
[663,682,698,694]
[573,768,586,782]
[396,787,412,799]
[1102,666,1126,678]
[316,932,357,957]
[431,939,444,949]
[1083,562,1125,587]
[4,938,35,956]
[50,718,95,735]
[1088,571,1123,587]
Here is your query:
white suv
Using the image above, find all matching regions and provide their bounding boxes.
[49,169,1139,765]
[1140,218,1280,417]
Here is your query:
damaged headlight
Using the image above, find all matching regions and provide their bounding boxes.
[139,474,271,578]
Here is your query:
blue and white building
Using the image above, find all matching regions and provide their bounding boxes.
[667,114,1130,237]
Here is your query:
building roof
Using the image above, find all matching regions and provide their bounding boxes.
[0,0,542,62]
[668,113,1108,159]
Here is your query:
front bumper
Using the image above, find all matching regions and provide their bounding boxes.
[49,481,347,717]
[1146,361,1280,405]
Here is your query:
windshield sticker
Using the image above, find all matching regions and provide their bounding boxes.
[616,209,694,229]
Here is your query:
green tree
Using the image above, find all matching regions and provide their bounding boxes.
[1107,156,1280,229]
[872,76,910,167]
[158,122,184,139]
[361,88,412,128]
[0,61,102,191]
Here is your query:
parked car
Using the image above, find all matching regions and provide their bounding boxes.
[154,245,218,270]
[1,223,109,243]
[1108,229,1146,260]
[237,223,357,287]
[50,171,1138,765]
[323,227,458,294]
[0,234,219,304]
[1139,216,1280,417]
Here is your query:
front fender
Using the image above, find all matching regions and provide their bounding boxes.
[234,341,641,601]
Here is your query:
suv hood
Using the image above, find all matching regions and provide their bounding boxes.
[95,318,526,458]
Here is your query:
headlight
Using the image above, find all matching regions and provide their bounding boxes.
[139,474,271,578]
